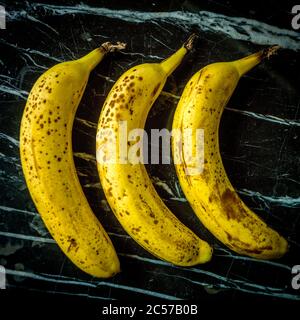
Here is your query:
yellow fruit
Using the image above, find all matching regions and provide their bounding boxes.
[20,42,125,277]
[96,35,212,266]
[172,46,288,259]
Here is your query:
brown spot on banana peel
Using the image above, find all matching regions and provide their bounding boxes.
[67,238,78,253]
[243,247,272,255]
[139,194,158,223]
[208,192,218,203]
[225,232,251,248]
[225,231,273,255]
[151,83,161,97]
[221,188,247,221]
[179,120,192,187]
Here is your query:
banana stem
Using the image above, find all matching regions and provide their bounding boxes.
[234,45,280,77]
[261,45,280,59]
[100,41,127,53]
[79,42,126,71]
[184,33,198,51]
[160,33,198,76]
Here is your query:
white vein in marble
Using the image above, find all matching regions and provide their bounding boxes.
[226,107,300,127]
[5,268,182,300]
[7,3,300,51]
[0,229,298,300]
[239,189,300,208]
[1,2,300,302]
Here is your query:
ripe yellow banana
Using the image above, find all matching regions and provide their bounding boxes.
[20,42,125,277]
[96,35,212,266]
[172,46,288,259]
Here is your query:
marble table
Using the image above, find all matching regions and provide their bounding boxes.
[0,0,300,303]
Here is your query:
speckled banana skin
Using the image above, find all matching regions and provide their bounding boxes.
[96,35,213,266]
[20,43,125,277]
[172,47,288,259]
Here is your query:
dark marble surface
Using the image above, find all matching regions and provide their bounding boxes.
[0,0,300,303]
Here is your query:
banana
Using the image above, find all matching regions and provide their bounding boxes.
[96,35,212,266]
[172,46,288,259]
[20,42,125,277]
